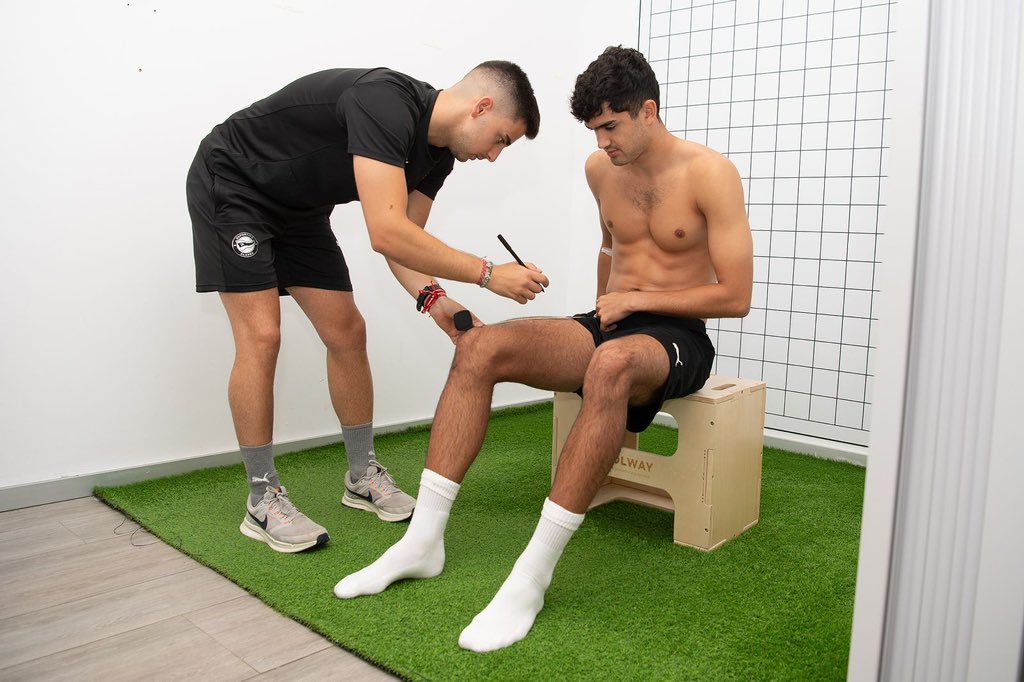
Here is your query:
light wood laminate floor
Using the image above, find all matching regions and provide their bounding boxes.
[0,497,398,681]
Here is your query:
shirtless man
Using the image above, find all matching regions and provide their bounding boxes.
[332,46,753,652]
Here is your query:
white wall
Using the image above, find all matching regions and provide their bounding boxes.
[0,1,637,491]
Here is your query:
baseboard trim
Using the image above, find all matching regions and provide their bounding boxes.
[0,433,340,513]
[2,399,864,512]
[762,429,868,466]
[0,399,548,513]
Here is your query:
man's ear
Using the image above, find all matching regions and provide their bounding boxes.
[471,96,494,118]
[642,99,658,122]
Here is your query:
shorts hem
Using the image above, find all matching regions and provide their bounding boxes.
[277,281,354,293]
[196,283,279,293]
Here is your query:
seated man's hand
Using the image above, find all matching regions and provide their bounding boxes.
[595,291,637,331]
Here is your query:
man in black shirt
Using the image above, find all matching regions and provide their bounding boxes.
[186,62,547,553]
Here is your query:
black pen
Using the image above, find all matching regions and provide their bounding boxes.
[497,234,545,292]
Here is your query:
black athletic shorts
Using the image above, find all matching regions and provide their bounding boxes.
[186,149,352,294]
[572,310,716,433]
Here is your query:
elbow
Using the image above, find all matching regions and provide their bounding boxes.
[731,294,752,318]
[732,282,753,318]
[367,226,393,256]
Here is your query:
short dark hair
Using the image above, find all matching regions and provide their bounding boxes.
[474,60,541,139]
[570,46,660,122]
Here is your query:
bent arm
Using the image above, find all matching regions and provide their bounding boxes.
[355,156,482,283]
[356,155,547,303]
[383,189,443,298]
[677,157,753,317]
[384,189,476,340]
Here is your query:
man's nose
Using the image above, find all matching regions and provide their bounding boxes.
[487,145,503,162]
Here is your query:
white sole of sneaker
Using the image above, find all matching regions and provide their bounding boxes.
[342,493,413,522]
[239,517,329,553]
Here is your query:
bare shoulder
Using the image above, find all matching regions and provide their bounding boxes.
[584,149,609,176]
[680,144,747,222]
[669,142,744,215]
[584,149,614,195]
[686,143,741,187]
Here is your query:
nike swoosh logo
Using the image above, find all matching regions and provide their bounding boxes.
[350,489,375,503]
[248,511,268,530]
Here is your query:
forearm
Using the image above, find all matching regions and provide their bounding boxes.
[625,284,751,320]
[385,257,438,299]
[371,221,484,285]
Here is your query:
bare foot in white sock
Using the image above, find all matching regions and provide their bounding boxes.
[335,469,459,599]
[458,570,547,652]
[334,531,445,598]
[459,498,584,652]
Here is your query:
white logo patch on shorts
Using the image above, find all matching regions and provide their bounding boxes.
[231,232,258,258]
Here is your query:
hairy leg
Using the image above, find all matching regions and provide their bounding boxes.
[287,287,372,425]
[426,317,596,482]
[335,317,595,599]
[220,290,282,447]
[459,336,670,652]
[549,335,669,512]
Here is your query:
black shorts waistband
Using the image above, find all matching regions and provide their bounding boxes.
[573,310,706,334]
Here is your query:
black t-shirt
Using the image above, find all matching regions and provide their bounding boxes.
[201,68,455,211]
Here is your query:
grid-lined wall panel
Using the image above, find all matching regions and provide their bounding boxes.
[640,0,895,445]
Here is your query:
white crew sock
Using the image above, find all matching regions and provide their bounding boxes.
[458,498,584,652]
[334,469,459,598]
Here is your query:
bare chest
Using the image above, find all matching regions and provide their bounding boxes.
[599,181,707,253]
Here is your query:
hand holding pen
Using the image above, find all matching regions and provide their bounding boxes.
[476,234,548,305]
[497,234,546,293]
[454,234,548,330]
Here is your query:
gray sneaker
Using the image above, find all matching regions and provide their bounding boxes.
[240,486,329,553]
[342,460,416,522]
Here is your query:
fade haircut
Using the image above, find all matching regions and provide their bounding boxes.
[570,46,660,122]
[471,60,541,139]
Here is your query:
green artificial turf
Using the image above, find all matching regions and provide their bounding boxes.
[95,403,864,681]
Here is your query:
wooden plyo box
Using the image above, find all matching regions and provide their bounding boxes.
[552,375,767,551]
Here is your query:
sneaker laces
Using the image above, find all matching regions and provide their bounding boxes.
[364,462,401,496]
[266,486,299,518]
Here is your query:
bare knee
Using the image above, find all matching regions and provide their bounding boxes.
[449,326,508,380]
[236,323,281,362]
[320,311,367,354]
[582,344,638,400]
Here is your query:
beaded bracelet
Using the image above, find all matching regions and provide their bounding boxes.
[477,259,494,288]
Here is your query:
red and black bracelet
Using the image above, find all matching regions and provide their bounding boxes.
[416,282,447,314]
